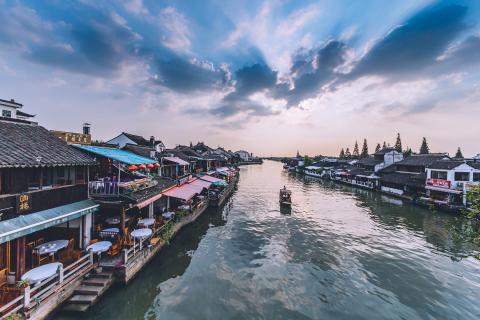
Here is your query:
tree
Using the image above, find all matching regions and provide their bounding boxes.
[361,139,369,158]
[465,185,480,219]
[339,148,345,159]
[394,133,402,153]
[304,155,312,166]
[382,141,387,149]
[375,143,381,153]
[352,141,359,159]
[455,147,464,159]
[345,147,351,159]
[403,147,413,157]
[419,137,429,154]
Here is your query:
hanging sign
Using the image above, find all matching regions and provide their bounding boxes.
[17,193,32,213]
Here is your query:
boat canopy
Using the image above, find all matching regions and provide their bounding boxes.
[73,145,157,165]
[0,199,99,244]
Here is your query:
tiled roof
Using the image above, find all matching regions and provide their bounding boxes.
[396,153,448,166]
[427,160,465,170]
[357,157,382,166]
[374,147,396,156]
[0,121,96,168]
[122,132,150,146]
[123,144,155,158]
[469,162,480,170]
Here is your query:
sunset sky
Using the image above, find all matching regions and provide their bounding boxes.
[1,0,479,157]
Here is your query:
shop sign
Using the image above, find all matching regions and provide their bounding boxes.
[427,178,451,188]
[17,193,32,213]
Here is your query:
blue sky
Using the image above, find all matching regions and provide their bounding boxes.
[1,0,479,156]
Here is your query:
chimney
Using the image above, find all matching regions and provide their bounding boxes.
[150,136,155,147]
[83,123,91,135]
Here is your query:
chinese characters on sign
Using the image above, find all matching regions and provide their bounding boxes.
[17,193,32,213]
[51,130,92,145]
[427,178,451,188]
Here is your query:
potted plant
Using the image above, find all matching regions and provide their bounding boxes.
[4,312,24,320]
[17,279,31,288]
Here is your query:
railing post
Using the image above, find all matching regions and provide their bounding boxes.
[23,285,31,308]
[58,264,64,284]
[89,249,94,265]
[123,248,128,264]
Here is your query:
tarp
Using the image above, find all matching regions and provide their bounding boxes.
[73,145,157,165]
[0,199,99,244]
[163,157,190,166]
[199,175,223,183]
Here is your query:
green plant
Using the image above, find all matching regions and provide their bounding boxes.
[16,279,30,288]
[465,185,480,219]
[160,222,173,244]
[4,313,24,320]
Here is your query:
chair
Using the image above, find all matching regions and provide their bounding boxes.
[150,237,161,247]
[108,235,121,256]
[0,268,7,288]
[33,249,48,267]
[58,239,75,265]
[89,239,99,245]
[35,238,44,246]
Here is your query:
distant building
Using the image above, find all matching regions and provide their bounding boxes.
[235,150,251,162]
[107,132,165,152]
[0,98,36,124]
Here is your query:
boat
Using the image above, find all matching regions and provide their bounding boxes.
[279,186,292,207]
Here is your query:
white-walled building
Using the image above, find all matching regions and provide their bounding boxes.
[235,150,252,161]
[0,98,36,122]
[107,132,166,152]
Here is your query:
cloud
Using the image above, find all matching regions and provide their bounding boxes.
[122,0,149,15]
[158,7,191,53]
[152,56,229,93]
[350,3,469,80]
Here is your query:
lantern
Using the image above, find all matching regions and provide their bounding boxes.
[146,164,154,169]
[128,165,138,171]
[139,164,147,170]
[154,163,160,168]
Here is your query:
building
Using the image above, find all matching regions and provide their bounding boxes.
[234,150,252,162]
[107,132,165,152]
[0,98,36,124]
[378,153,449,198]
[424,160,480,206]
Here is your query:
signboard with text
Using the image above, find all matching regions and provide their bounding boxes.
[51,130,92,145]
[17,193,32,213]
[427,178,451,188]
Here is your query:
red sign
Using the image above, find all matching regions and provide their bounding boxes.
[427,178,451,188]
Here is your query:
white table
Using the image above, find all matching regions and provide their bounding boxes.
[138,218,155,227]
[21,262,62,284]
[162,212,175,220]
[102,227,119,233]
[178,205,190,211]
[131,228,152,239]
[35,240,69,255]
[87,241,112,253]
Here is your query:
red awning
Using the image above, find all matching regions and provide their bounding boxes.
[199,175,223,183]
[163,179,205,201]
[136,193,163,209]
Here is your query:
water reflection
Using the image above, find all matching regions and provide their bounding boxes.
[61,161,480,320]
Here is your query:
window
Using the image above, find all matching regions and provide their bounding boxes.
[474,173,480,182]
[2,110,12,118]
[431,170,447,180]
[454,172,470,181]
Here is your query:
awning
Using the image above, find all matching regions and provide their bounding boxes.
[163,179,207,201]
[190,179,212,189]
[425,186,462,194]
[136,193,163,209]
[305,166,321,170]
[73,145,157,165]
[199,175,223,183]
[0,199,99,244]
[163,157,190,166]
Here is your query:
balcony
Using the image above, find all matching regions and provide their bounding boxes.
[0,184,88,218]
[88,178,157,198]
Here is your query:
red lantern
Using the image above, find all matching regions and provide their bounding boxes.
[128,165,138,171]
[146,164,154,169]
[154,163,160,168]
[139,164,147,170]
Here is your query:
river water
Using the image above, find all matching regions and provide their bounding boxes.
[59,160,480,319]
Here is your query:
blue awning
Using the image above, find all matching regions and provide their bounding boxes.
[73,145,157,165]
[0,199,99,244]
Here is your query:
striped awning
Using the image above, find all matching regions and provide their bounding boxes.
[0,199,99,244]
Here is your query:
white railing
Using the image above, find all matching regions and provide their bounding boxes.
[0,251,94,319]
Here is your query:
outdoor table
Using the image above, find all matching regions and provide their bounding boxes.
[197,195,205,200]
[162,212,175,220]
[131,228,153,239]
[138,218,155,227]
[102,227,119,233]
[87,241,112,254]
[105,216,130,225]
[21,262,62,284]
[35,240,69,256]
[178,205,190,211]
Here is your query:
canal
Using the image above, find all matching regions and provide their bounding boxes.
[57,160,480,319]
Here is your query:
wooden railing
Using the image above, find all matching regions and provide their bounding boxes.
[0,251,94,319]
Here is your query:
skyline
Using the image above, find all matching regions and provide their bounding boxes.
[1,0,479,157]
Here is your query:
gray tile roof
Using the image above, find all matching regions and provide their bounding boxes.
[396,153,448,166]
[0,121,96,168]
[427,160,466,170]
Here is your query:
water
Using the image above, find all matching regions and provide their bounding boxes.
[58,160,480,319]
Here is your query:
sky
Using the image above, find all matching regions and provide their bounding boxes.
[0,0,479,157]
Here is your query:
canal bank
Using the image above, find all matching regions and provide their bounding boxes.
[56,160,480,320]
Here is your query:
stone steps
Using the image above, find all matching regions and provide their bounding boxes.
[61,269,115,313]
